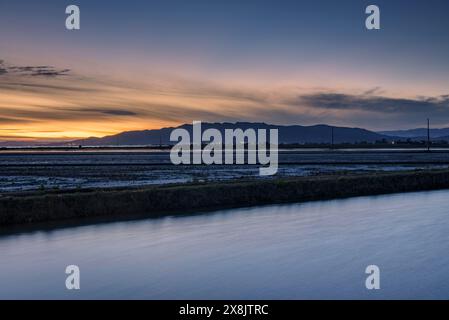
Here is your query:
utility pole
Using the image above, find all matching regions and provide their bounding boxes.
[331,127,334,150]
[427,118,430,152]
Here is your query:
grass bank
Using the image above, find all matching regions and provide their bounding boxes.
[1,169,449,227]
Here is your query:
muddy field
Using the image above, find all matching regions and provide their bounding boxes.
[1,149,448,193]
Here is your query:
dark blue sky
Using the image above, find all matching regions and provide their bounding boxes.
[3,0,449,71]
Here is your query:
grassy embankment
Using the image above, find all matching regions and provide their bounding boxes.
[1,169,449,227]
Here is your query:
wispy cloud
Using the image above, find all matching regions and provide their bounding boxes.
[299,92,449,113]
[0,60,7,75]
[0,82,98,93]
[1,60,71,77]
[362,87,384,96]
[0,106,141,123]
[292,91,449,129]
[0,117,35,124]
[76,108,138,116]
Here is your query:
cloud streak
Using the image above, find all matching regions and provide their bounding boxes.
[293,92,449,129]
[5,65,71,77]
[76,108,138,116]
[299,92,449,113]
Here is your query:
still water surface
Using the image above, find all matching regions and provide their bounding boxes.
[1,190,449,299]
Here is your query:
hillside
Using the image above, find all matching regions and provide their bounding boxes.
[70,122,394,146]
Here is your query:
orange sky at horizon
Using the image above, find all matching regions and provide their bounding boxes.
[1,58,449,141]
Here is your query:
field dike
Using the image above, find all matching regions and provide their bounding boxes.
[1,169,449,227]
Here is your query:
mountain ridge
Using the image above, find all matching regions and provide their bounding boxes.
[68,122,396,146]
[380,127,449,138]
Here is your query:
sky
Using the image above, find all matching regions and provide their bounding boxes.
[1,0,449,141]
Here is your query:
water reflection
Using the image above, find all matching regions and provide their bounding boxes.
[1,190,449,299]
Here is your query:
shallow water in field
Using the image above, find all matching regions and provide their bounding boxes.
[1,189,449,299]
[1,150,447,192]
